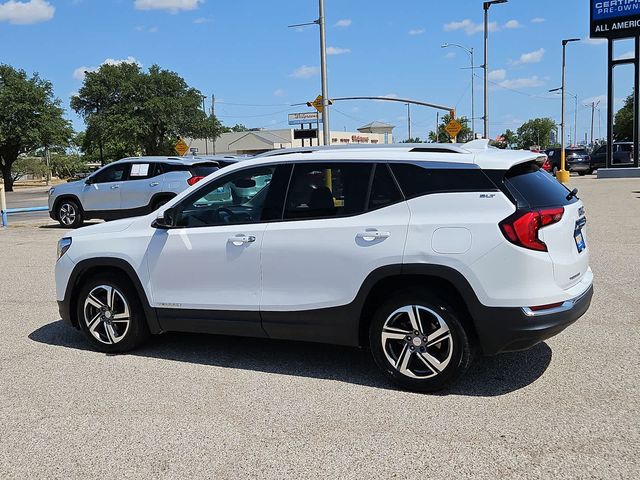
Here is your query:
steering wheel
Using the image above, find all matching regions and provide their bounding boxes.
[216,207,234,222]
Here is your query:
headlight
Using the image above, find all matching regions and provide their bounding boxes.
[48,187,55,196]
[57,237,72,260]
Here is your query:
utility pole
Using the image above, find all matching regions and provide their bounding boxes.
[483,0,508,140]
[407,103,412,141]
[436,112,440,143]
[587,100,600,147]
[202,95,208,155]
[318,0,330,146]
[442,43,476,139]
[211,94,216,154]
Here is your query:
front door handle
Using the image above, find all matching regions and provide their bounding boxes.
[229,234,256,246]
[357,230,391,241]
[110,184,120,190]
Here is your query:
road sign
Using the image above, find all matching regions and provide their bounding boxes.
[307,95,333,113]
[444,119,462,139]
[175,138,189,156]
[288,112,322,125]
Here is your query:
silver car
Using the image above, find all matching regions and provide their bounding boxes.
[48,156,219,228]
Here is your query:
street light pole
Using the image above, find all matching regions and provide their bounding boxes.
[318,0,330,146]
[441,43,476,140]
[202,95,208,155]
[483,0,508,140]
[407,103,412,140]
[550,38,580,184]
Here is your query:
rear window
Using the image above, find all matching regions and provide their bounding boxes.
[504,162,577,208]
[566,149,588,156]
[189,163,219,177]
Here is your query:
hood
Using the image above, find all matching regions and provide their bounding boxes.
[51,179,86,193]
[70,217,136,238]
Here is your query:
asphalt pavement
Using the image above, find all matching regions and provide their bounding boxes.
[0,175,638,479]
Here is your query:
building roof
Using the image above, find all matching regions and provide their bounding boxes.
[229,131,290,148]
[358,121,395,130]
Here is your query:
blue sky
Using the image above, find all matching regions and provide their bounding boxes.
[0,0,633,141]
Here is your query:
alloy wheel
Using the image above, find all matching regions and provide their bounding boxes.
[381,305,454,379]
[83,285,131,344]
[59,203,77,226]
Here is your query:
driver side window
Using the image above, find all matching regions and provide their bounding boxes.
[175,166,276,228]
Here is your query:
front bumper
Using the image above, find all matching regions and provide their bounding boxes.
[474,284,593,355]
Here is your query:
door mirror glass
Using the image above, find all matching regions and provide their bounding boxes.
[84,176,93,185]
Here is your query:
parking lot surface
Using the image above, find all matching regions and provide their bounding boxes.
[1,175,639,479]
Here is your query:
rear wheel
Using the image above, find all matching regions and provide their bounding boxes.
[76,273,150,353]
[369,292,472,392]
[56,199,83,228]
[552,166,559,177]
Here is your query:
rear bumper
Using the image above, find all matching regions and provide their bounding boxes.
[473,284,593,355]
[569,162,591,173]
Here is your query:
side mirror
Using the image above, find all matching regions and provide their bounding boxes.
[85,177,93,185]
[153,207,176,229]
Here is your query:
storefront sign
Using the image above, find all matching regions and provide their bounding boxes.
[591,0,640,38]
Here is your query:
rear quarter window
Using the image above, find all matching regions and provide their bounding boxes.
[504,162,577,208]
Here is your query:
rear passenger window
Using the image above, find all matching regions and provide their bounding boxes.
[284,163,372,220]
[369,164,403,210]
[390,163,496,199]
[504,162,577,208]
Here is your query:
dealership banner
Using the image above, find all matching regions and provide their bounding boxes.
[591,0,640,38]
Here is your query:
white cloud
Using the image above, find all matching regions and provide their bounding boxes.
[135,24,158,32]
[619,50,635,59]
[193,17,210,24]
[504,19,521,29]
[499,76,545,89]
[531,17,545,23]
[326,46,351,55]
[0,0,54,25]
[444,19,497,35]
[289,65,320,79]
[73,56,141,81]
[489,69,506,81]
[512,47,545,65]
[273,88,286,97]
[134,0,202,13]
[335,18,351,27]
[583,38,606,46]
[408,28,425,35]
[445,51,456,59]
[383,93,398,99]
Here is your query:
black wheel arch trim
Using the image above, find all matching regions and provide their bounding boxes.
[59,257,161,334]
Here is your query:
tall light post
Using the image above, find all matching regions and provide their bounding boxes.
[483,0,508,140]
[201,95,209,155]
[442,43,476,140]
[550,38,580,183]
[288,0,331,146]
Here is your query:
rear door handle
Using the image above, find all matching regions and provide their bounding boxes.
[228,234,256,246]
[356,230,391,241]
[149,182,160,187]
[110,184,120,190]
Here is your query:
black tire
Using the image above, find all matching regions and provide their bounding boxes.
[152,197,171,212]
[76,272,150,353]
[578,171,586,176]
[56,199,84,228]
[369,291,472,392]
[552,166,559,177]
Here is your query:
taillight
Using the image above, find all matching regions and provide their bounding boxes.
[499,208,564,252]
[187,176,205,186]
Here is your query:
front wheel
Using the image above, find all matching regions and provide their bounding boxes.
[57,199,83,228]
[369,292,472,392]
[76,273,150,353]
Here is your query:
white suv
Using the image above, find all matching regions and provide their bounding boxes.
[48,156,220,228]
[54,141,593,392]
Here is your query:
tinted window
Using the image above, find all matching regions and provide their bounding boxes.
[618,144,633,153]
[390,163,495,199]
[284,163,372,220]
[92,164,128,183]
[176,166,276,227]
[566,149,588,156]
[504,162,577,208]
[369,164,403,210]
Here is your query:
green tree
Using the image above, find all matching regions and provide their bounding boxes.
[223,123,249,133]
[10,156,47,182]
[71,63,222,163]
[0,65,73,191]
[516,118,556,150]
[427,115,472,143]
[494,129,519,149]
[50,154,90,179]
[613,90,634,141]
[400,137,423,143]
